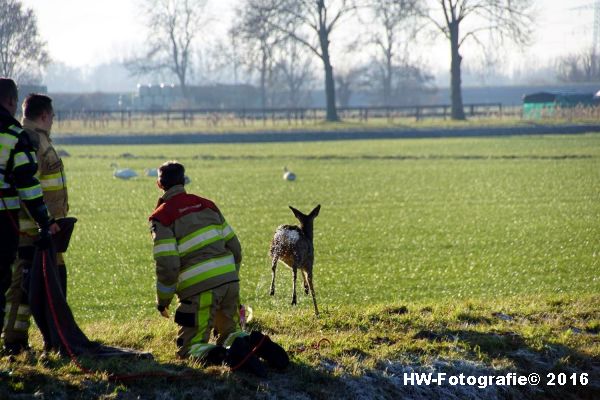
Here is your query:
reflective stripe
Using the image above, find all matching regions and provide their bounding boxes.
[13,152,35,168]
[8,125,23,135]
[19,218,37,231]
[154,239,178,258]
[40,172,66,190]
[223,331,249,348]
[178,255,236,289]
[191,291,213,345]
[13,320,29,331]
[178,225,223,256]
[0,196,20,210]
[17,184,43,200]
[222,223,235,241]
[16,304,31,316]
[189,343,217,359]
[0,132,18,148]
[157,281,177,300]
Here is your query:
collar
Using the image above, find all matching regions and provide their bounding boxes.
[22,118,51,139]
[161,184,186,202]
[0,105,20,127]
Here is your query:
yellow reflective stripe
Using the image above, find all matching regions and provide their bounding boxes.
[17,184,43,200]
[0,132,18,148]
[178,255,236,291]
[8,125,23,135]
[40,172,66,190]
[223,331,249,348]
[178,225,223,256]
[191,291,213,345]
[189,343,217,358]
[13,152,35,168]
[0,196,20,209]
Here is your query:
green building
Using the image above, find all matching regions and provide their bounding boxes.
[522,91,598,119]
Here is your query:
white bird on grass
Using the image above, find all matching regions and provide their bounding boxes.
[283,166,296,181]
[111,163,138,180]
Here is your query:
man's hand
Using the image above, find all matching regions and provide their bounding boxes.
[157,304,170,318]
[35,228,52,249]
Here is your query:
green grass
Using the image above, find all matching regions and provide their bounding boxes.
[1,133,599,398]
[51,114,600,136]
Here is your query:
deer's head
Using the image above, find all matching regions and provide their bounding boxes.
[289,205,320,240]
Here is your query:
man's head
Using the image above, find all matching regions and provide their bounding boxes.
[158,161,185,191]
[0,78,18,117]
[23,93,54,131]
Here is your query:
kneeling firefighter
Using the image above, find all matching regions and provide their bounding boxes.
[150,161,288,376]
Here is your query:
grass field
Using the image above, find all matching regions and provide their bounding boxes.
[1,133,599,399]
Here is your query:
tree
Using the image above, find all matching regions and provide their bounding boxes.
[272,39,316,108]
[126,0,207,101]
[557,48,600,83]
[370,0,422,106]
[0,0,49,83]
[235,0,286,109]
[256,0,359,121]
[423,0,533,120]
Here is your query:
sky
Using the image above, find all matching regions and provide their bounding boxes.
[19,0,597,82]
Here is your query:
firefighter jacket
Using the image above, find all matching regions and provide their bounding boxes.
[149,185,242,308]
[18,119,68,245]
[0,105,49,228]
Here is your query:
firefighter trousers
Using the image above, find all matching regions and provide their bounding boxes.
[0,210,19,335]
[174,280,246,359]
[3,247,67,347]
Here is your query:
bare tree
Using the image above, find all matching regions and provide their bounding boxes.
[0,0,49,83]
[256,0,359,121]
[423,0,533,120]
[335,66,368,107]
[557,47,600,83]
[126,0,207,101]
[370,0,422,106]
[235,0,286,109]
[272,39,316,108]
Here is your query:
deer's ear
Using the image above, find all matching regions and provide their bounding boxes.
[310,204,321,218]
[289,206,304,219]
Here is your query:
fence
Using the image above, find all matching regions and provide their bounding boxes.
[53,103,512,130]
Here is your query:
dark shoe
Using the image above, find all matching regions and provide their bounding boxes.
[249,331,289,370]
[3,342,30,356]
[226,337,267,378]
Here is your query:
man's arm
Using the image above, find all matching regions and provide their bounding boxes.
[220,214,242,268]
[10,131,50,229]
[151,219,180,309]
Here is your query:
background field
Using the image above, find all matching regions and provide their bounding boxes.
[2,132,599,398]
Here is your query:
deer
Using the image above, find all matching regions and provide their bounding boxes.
[269,205,320,316]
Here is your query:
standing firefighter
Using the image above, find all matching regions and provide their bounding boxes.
[3,94,69,354]
[0,79,54,348]
[149,161,287,375]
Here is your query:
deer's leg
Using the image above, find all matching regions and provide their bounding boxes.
[302,270,309,295]
[291,266,297,306]
[307,270,319,317]
[269,256,278,296]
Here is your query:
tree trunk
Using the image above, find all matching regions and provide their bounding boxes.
[449,22,465,120]
[319,27,339,122]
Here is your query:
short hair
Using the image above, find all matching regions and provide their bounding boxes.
[0,78,18,104]
[158,161,185,190]
[23,93,53,120]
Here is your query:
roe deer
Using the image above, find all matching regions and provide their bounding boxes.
[269,205,320,316]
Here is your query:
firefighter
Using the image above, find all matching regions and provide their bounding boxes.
[0,79,55,352]
[3,93,69,354]
[149,161,288,375]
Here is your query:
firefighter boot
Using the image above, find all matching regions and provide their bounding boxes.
[248,331,289,370]
[226,336,266,377]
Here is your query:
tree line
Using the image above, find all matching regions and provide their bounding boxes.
[3,0,595,121]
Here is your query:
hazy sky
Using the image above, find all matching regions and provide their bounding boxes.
[20,0,596,76]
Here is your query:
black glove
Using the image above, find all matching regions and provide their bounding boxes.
[35,227,52,249]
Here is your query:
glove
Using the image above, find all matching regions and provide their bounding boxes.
[157,304,170,318]
[35,227,52,249]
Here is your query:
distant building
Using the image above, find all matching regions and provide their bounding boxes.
[522,91,599,119]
